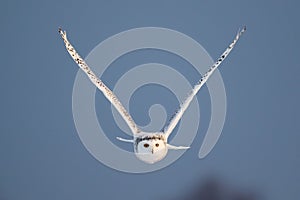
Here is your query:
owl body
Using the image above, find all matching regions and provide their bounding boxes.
[134,132,168,164]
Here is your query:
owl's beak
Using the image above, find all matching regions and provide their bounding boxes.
[151,148,154,154]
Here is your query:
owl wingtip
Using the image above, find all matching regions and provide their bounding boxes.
[58,27,63,34]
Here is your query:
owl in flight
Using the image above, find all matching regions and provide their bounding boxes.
[59,26,246,164]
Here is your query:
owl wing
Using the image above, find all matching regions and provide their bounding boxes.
[163,26,246,139]
[59,28,141,135]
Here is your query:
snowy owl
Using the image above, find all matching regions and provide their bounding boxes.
[59,26,246,164]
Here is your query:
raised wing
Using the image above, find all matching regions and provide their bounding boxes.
[163,26,246,138]
[59,28,141,135]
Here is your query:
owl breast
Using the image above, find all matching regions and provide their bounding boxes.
[135,147,168,164]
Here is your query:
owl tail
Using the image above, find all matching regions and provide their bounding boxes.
[167,144,190,150]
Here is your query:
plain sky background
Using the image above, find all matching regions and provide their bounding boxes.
[1,1,299,200]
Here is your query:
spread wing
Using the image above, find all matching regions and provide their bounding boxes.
[59,28,141,135]
[163,26,246,138]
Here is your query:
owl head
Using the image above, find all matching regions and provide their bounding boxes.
[134,134,168,164]
[116,132,190,164]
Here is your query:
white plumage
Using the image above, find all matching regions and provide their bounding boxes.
[59,26,246,164]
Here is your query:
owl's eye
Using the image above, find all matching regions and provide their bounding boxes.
[155,143,159,147]
[144,143,149,148]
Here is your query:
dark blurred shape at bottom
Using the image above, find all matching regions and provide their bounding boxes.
[166,177,260,200]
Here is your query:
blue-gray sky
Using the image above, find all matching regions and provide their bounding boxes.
[0,1,299,200]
